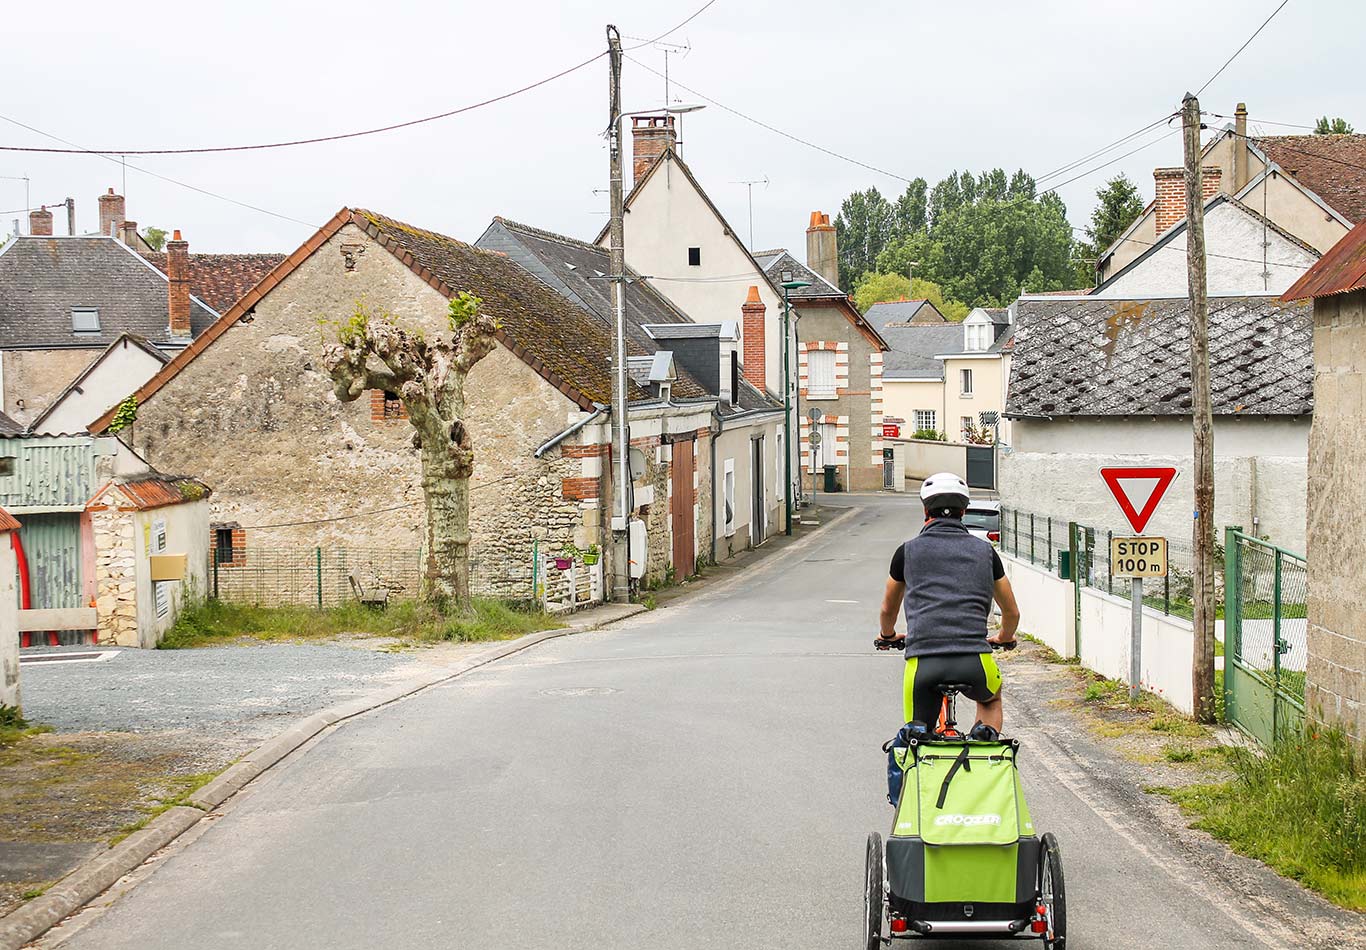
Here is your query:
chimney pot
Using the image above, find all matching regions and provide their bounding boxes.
[805,210,839,290]
[28,205,53,236]
[740,285,767,392]
[631,114,676,185]
[166,232,192,339]
[120,220,139,247]
[98,188,126,239]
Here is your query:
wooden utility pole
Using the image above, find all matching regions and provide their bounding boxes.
[1182,92,1217,723]
[606,25,631,602]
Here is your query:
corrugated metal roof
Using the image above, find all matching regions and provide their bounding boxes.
[111,476,211,510]
[1282,218,1366,301]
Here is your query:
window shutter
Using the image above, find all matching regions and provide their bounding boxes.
[808,350,836,396]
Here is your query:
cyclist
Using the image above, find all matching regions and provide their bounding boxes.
[876,472,1020,733]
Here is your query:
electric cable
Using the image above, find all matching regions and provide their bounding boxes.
[1195,0,1292,97]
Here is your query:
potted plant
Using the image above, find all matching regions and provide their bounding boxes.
[581,544,601,566]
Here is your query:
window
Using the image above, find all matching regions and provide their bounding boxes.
[814,421,837,469]
[723,459,736,537]
[372,389,408,421]
[729,351,739,405]
[71,308,100,333]
[214,528,234,564]
[961,416,974,441]
[959,368,974,396]
[913,410,937,434]
[687,247,701,266]
[965,322,989,352]
[807,349,836,398]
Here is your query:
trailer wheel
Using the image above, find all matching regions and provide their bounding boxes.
[1039,832,1066,948]
[865,831,884,949]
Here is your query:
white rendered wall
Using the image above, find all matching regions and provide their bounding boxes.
[0,538,18,709]
[35,341,165,435]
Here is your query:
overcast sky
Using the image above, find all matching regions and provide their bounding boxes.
[3,0,1359,263]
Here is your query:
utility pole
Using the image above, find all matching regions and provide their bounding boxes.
[65,197,75,236]
[1182,92,1216,724]
[606,25,631,602]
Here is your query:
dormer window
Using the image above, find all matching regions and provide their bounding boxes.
[72,308,100,333]
[965,322,990,352]
[658,381,672,402]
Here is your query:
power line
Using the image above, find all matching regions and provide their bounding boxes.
[1041,130,1181,194]
[0,54,607,157]
[1204,113,1315,131]
[0,112,317,227]
[1232,129,1366,175]
[625,0,721,50]
[1195,0,1292,97]
[1035,115,1176,183]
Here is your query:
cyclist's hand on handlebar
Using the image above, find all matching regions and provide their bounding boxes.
[873,635,905,651]
[986,633,1017,651]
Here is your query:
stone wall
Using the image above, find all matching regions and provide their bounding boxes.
[1306,290,1366,741]
[91,505,138,646]
[125,222,600,602]
[3,348,97,426]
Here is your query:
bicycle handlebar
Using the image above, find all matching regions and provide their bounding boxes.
[872,637,1017,652]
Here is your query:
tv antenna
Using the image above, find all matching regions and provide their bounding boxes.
[731,176,769,249]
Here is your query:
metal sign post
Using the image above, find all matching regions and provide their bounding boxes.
[807,408,823,511]
[1110,535,1169,699]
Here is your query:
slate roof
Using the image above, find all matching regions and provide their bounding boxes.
[1282,217,1366,300]
[865,299,947,327]
[753,250,841,299]
[1006,295,1312,418]
[0,412,23,437]
[878,323,964,380]
[1259,134,1366,223]
[142,252,286,313]
[0,236,217,350]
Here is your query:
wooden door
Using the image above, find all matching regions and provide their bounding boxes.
[670,438,695,575]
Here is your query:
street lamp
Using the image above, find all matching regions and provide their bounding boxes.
[780,270,811,536]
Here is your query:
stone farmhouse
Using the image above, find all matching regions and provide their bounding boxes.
[1002,294,1312,552]
[93,208,780,600]
[1281,218,1366,741]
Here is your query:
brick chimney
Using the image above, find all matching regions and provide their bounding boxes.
[98,188,125,238]
[1234,103,1249,190]
[631,114,676,184]
[805,211,839,289]
[28,206,53,236]
[1154,166,1223,235]
[740,285,767,391]
[166,230,191,339]
[121,220,139,247]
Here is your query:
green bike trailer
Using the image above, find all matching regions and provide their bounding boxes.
[864,737,1066,946]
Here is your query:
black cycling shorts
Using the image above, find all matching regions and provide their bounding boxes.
[902,653,1002,725]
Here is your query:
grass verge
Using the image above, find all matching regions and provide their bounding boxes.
[0,706,53,748]
[160,598,559,649]
[1156,727,1366,911]
[108,772,218,846]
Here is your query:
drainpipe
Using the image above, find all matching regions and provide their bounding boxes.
[709,408,721,565]
[533,403,609,458]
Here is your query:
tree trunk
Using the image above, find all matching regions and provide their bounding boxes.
[420,441,472,608]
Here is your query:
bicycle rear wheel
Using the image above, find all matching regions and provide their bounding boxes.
[864,831,884,950]
[1039,832,1066,948]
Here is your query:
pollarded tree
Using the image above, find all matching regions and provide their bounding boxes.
[322,292,498,608]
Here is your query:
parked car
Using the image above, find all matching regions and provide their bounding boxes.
[963,501,1001,545]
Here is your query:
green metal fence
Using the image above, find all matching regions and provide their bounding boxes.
[1223,528,1307,746]
[210,546,536,607]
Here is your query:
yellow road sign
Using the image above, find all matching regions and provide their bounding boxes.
[1110,536,1168,578]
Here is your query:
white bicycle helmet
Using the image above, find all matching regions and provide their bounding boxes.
[919,472,970,510]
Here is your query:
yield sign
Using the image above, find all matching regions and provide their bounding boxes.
[1100,467,1178,533]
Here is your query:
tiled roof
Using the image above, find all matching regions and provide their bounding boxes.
[865,299,947,327]
[1259,134,1366,223]
[0,506,19,532]
[142,252,286,313]
[878,323,964,380]
[1282,217,1366,300]
[1007,295,1312,417]
[0,412,23,437]
[0,236,216,350]
[754,250,841,298]
[109,475,212,510]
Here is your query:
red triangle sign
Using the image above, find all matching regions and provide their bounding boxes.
[1100,467,1178,534]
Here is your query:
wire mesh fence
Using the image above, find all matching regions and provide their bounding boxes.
[210,546,537,608]
[999,506,1208,618]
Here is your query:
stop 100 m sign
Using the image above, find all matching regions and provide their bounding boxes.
[1110,536,1169,578]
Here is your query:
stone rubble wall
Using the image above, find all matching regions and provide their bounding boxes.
[91,501,139,646]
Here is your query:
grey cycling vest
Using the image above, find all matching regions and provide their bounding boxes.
[901,519,995,657]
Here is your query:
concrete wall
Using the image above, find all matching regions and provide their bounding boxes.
[898,437,968,481]
[1002,415,1309,551]
[126,221,594,593]
[3,348,96,427]
[1305,290,1366,740]
[796,303,882,491]
[1002,553,1196,714]
[132,499,210,648]
[1099,200,1318,297]
[35,339,165,435]
[0,534,17,710]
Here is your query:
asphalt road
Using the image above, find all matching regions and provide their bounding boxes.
[57,495,1348,950]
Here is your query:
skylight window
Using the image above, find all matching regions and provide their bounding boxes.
[564,262,576,271]
[71,308,100,333]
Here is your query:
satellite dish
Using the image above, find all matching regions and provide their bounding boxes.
[629,447,648,480]
[807,407,824,422]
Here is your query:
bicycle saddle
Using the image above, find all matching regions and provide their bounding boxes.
[938,683,976,696]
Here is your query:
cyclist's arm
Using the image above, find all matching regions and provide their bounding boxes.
[879,578,905,639]
[989,575,1021,644]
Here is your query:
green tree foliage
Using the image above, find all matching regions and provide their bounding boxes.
[850,273,970,322]
[1085,173,1145,253]
[893,178,928,237]
[143,227,168,251]
[1314,116,1354,135]
[835,188,895,289]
